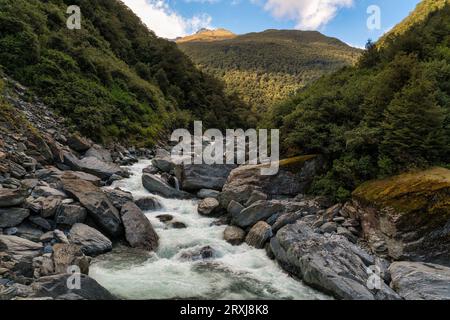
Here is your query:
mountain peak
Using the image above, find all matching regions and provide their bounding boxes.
[176,28,236,43]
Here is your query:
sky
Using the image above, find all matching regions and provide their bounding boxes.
[121,0,422,48]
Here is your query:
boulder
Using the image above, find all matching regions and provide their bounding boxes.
[0,235,42,261]
[102,188,133,210]
[61,174,123,238]
[389,262,450,300]
[0,188,27,207]
[85,145,112,162]
[245,221,272,249]
[39,196,62,218]
[272,211,303,233]
[67,134,91,152]
[64,153,127,180]
[157,214,174,223]
[352,167,450,265]
[271,221,400,300]
[120,202,159,251]
[219,155,323,208]
[142,173,192,199]
[15,222,44,242]
[245,190,268,207]
[32,186,67,198]
[33,254,55,278]
[31,274,116,300]
[68,223,112,256]
[55,203,87,226]
[0,208,30,228]
[227,200,244,216]
[232,200,285,229]
[135,196,162,211]
[29,216,52,231]
[223,226,246,246]
[175,163,236,191]
[197,198,220,216]
[152,151,176,173]
[197,189,220,199]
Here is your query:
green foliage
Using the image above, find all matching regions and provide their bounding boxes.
[270,2,450,200]
[178,29,361,115]
[0,0,252,146]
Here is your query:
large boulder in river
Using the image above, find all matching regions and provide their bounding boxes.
[152,149,176,173]
[61,174,123,238]
[85,145,112,162]
[142,173,192,199]
[31,274,116,300]
[219,155,323,208]
[68,223,112,256]
[120,202,159,251]
[0,188,27,207]
[232,200,285,229]
[352,167,450,265]
[389,261,450,300]
[271,221,400,300]
[223,226,246,246]
[175,163,236,192]
[197,198,220,216]
[245,221,272,249]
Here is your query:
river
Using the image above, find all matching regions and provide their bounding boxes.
[89,160,328,300]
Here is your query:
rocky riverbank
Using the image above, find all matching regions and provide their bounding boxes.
[1,74,449,300]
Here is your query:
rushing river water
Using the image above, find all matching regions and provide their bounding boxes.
[89,160,328,300]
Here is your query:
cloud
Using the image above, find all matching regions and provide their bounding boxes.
[121,0,213,39]
[260,0,353,30]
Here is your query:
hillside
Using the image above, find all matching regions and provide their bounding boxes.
[177,29,361,113]
[268,0,450,200]
[0,0,252,146]
[176,28,237,43]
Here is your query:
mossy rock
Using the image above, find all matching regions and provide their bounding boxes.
[353,167,450,230]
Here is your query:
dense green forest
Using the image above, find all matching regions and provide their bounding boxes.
[267,0,450,200]
[0,0,253,146]
[178,30,361,113]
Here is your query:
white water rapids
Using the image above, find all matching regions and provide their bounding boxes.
[89,160,329,300]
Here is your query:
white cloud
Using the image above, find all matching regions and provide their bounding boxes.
[121,0,213,39]
[260,0,353,30]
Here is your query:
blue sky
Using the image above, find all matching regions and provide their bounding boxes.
[122,0,422,48]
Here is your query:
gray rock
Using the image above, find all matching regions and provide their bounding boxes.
[52,243,90,275]
[0,208,30,228]
[61,174,123,238]
[197,189,220,199]
[32,186,67,198]
[54,229,69,244]
[152,155,176,173]
[245,190,268,207]
[223,226,246,246]
[15,222,44,242]
[135,196,162,211]
[227,200,244,216]
[175,163,236,191]
[120,202,159,251]
[67,134,92,152]
[389,262,450,300]
[157,214,174,222]
[337,227,357,243]
[272,211,303,233]
[55,203,87,226]
[0,235,43,261]
[29,216,52,231]
[198,198,220,216]
[171,221,187,229]
[68,223,112,256]
[102,188,133,210]
[245,221,272,249]
[142,173,192,199]
[31,274,116,300]
[232,200,285,229]
[40,196,62,218]
[271,221,400,300]
[64,153,127,180]
[0,188,27,207]
[320,222,338,234]
[85,145,112,162]
[40,231,54,243]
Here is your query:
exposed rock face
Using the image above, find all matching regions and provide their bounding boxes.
[223,226,246,246]
[142,173,192,199]
[31,274,116,300]
[0,208,30,228]
[245,221,272,249]
[61,175,123,238]
[352,167,450,265]
[0,188,27,207]
[232,200,285,229]
[271,221,400,300]
[219,155,323,208]
[68,223,112,256]
[120,202,159,251]
[197,198,220,216]
[175,163,236,191]
[389,261,450,300]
